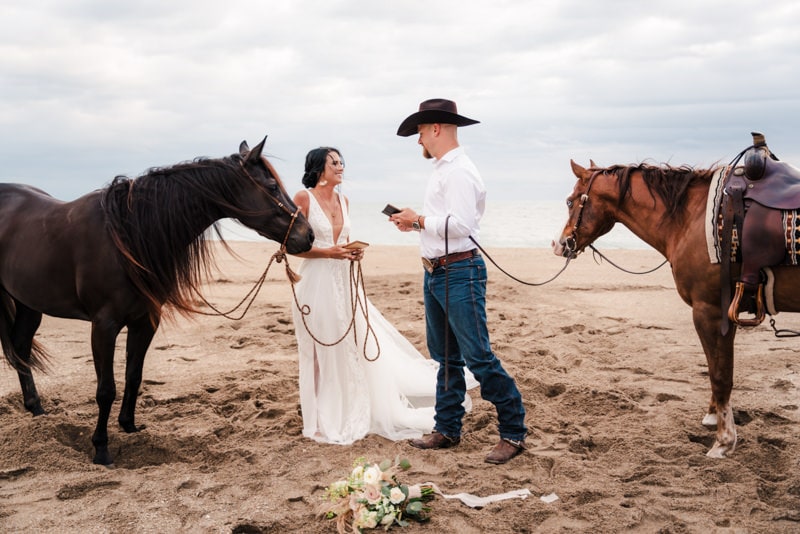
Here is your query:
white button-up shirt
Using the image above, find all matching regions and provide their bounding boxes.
[419,146,485,259]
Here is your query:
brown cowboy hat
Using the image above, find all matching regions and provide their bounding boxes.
[396,98,480,137]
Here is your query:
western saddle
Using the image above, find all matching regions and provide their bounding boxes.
[721,132,800,333]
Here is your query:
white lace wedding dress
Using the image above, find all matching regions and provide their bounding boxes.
[292,191,472,444]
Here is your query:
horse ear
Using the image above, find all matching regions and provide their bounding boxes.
[239,141,250,156]
[589,159,598,169]
[243,136,268,163]
[570,159,587,178]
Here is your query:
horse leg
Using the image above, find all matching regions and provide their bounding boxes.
[12,304,45,416]
[90,319,123,466]
[118,315,158,433]
[692,303,737,458]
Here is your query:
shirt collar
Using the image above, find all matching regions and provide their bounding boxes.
[433,146,464,167]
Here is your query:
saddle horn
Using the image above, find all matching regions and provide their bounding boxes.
[743,132,770,181]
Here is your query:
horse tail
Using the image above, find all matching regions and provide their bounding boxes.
[0,291,49,373]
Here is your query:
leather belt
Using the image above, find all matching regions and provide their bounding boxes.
[421,249,478,273]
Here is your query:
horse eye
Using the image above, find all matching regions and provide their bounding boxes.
[263,179,279,194]
[566,199,573,208]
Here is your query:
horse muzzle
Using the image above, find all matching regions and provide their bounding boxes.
[283,228,314,254]
[552,235,579,259]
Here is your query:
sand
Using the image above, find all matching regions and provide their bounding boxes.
[0,242,798,533]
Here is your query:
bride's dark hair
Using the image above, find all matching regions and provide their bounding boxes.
[302,147,342,188]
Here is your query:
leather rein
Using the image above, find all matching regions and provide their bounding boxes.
[193,162,304,320]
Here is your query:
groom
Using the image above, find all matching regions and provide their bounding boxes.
[389,98,528,464]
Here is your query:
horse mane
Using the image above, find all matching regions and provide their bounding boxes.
[601,162,720,221]
[100,154,275,323]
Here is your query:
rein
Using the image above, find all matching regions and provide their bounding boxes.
[468,236,572,285]
[565,168,668,275]
[444,217,451,390]
[193,161,304,320]
[768,316,800,337]
[587,244,668,274]
[288,257,381,361]
[194,249,286,320]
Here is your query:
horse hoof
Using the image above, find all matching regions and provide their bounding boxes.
[120,423,145,433]
[701,413,718,428]
[706,444,728,459]
[92,448,115,466]
[26,401,46,416]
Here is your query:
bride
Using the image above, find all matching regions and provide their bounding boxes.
[289,146,474,445]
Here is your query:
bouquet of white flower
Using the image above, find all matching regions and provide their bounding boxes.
[321,456,435,532]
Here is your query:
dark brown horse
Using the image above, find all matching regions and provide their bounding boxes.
[553,159,800,458]
[0,137,313,465]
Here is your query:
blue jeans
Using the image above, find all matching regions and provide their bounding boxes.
[423,254,527,441]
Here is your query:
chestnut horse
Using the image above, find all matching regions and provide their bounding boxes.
[0,137,314,465]
[553,160,800,458]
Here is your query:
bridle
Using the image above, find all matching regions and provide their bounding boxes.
[563,169,603,259]
[192,160,303,321]
[238,159,303,254]
[563,168,669,274]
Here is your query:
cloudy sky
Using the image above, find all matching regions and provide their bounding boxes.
[2,0,799,206]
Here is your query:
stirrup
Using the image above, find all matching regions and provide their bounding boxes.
[728,282,766,327]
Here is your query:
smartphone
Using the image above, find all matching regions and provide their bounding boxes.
[382,204,401,216]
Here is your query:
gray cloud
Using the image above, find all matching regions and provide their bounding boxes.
[1,0,799,203]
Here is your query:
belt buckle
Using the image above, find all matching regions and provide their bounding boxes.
[421,257,434,273]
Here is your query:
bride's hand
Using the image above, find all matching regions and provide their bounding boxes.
[330,245,364,261]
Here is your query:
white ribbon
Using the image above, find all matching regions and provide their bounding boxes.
[426,484,531,508]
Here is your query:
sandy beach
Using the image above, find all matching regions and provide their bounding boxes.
[0,241,798,533]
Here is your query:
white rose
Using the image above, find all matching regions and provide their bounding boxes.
[351,465,364,480]
[363,465,381,485]
[389,487,406,504]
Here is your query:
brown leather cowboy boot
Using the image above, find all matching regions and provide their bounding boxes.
[409,431,460,450]
[485,438,526,464]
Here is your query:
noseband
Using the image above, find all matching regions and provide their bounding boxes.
[564,169,603,257]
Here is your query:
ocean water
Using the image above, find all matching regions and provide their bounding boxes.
[217,200,648,250]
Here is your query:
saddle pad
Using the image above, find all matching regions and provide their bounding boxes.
[783,211,800,265]
[706,166,729,264]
